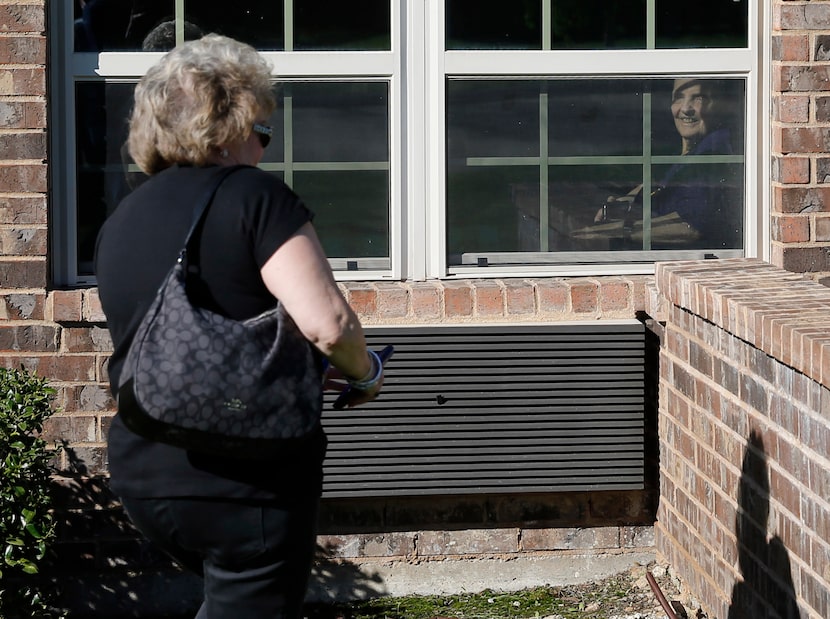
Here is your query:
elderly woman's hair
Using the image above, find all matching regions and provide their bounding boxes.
[128,34,276,175]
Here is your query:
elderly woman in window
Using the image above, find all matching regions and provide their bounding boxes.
[593,78,742,250]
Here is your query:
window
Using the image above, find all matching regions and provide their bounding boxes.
[51,0,757,285]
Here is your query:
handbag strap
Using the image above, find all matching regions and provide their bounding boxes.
[182,165,244,251]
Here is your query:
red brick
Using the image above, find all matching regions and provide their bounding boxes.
[773,64,830,92]
[0,324,57,352]
[0,354,97,382]
[57,384,114,413]
[598,278,630,312]
[62,327,112,353]
[773,34,809,62]
[536,278,568,313]
[0,292,44,320]
[345,284,377,316]
[0,67,46,96]
[777,5,807,30]
[409,282,441,319]
[777,96,809,124]
[0,163,47,193]
[0,227,46,255]
[771,215,810,242]
[779,246,830,273]
[472,280,504,316]
[805,4,830,30]
[778,127,830,154]
[41,415,97,444]
[0,5,45,33]
[0,259,46,289]
[48,290,83,322]
[0,195,46,224]
[817,34,830,61]
[504,280,534,315]
[443,282,473,317]
[773,186,830,213]
[374,283,408,318]
[772,156,809,184]
[0,35,45,64]
[0,132,46,161]
[570,281,599,314]
[815,216,830,241]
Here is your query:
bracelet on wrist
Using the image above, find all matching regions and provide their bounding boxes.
[346,350,383,392]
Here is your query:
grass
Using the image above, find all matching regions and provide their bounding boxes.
[301,571,665,619]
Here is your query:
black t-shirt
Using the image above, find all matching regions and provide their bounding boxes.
[94,164,326,500]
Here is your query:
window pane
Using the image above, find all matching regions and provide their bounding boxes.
[295,1,390,51]
[656,0,747,49]
[447,0,541,50]
[550,0,645,50]
[75,83,139,275]
[294,171,389,260]
[447,77,745,263]
[279,82,390,265]
[289,82,389,163]
[183,1,283,50]
[73,1,283,52]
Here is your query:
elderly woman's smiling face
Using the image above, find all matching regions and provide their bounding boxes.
[671,80,714,150]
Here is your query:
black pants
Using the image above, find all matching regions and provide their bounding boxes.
[121,495,319,619]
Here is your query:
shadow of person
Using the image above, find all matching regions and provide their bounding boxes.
[47,446,386,617]
[727,430,799,619]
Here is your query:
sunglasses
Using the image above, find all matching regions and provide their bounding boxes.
[252,123,273,149]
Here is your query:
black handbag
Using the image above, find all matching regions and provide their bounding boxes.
[116,166,323,459]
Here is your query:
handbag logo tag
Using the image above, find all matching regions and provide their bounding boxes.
[223,398,247,412]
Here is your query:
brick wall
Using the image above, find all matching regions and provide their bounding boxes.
[772,0,830,279]
[4,0,830,615]
[43,279,659,616]
[654,258,830,619]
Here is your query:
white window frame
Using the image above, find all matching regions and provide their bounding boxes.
[424,0,766,279]
[50,0,403,285]
[50,0,766,286]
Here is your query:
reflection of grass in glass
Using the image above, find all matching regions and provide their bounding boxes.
[294,35,390,51]
[294,171,389,259]
[447,167,537,255]
[656,35,747,48]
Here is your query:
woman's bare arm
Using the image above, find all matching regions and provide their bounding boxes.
[259,222,381,402]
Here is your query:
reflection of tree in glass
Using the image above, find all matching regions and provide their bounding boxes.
[657,0,747,48]
[447,0,540,50]
[551,0,645,49]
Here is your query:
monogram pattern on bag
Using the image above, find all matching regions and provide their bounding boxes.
[118,259,322,451]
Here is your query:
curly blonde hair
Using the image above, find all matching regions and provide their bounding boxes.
[128,34,276,175]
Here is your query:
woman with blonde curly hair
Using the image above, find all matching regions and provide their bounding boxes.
[94,34,383,618]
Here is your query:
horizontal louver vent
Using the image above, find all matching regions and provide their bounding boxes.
[321,322,645,498]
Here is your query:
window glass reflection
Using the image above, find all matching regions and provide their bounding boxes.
[447,78,745,263]
[295,1,390,50]
[286,83,390,262]
[74,1,282,51]
[75,83,139,274]
[656,0,747,48]
[447,0,541,50]
[73,1,393,52]
[550,0,645,50]
[295,171,389,259]
[289,82,389,163]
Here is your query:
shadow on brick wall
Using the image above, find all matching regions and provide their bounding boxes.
[44,447,385,618]
[726,431,798,619]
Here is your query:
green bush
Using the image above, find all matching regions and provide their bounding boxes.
[0,368,63,618]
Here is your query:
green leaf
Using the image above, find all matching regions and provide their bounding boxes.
[21,562,38,574]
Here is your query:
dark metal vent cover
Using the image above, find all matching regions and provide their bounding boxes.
[321,321,645,498]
